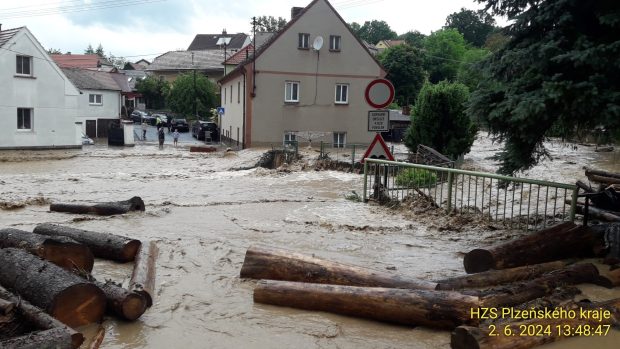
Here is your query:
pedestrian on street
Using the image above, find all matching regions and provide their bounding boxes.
[173,129,180,147]
[142,121,148,141]
[158,127,165,148]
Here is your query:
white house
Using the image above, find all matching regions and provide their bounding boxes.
[0,26,81,149]
[218,0,386,148]
[61,68,122,138]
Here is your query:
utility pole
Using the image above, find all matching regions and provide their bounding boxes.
[192,51,197,119]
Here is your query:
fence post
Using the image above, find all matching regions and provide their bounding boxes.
[569,188,578,222]
[352,145,356,169]
[446,172,454,213]
[363,160,368,202]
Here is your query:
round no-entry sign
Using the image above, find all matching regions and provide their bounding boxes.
[364,78,395,109]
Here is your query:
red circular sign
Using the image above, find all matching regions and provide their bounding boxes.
[364,78,395,109]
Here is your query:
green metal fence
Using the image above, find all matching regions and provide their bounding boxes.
[363,159,578,230]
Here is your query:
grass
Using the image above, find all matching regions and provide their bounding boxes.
[395,169,437,187]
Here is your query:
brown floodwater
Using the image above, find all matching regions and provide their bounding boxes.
[0,135,618,349]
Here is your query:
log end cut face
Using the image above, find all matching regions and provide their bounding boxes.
[121,293,148,321]
[122,240,142,262]
[463,249,494,274]
[50,283,106,328]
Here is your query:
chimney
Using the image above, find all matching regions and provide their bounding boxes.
[291,7,303,20]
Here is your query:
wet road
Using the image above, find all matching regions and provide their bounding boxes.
[0,135,618,349]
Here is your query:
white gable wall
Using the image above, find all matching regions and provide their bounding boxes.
[75,88,121,133]
[0,28,80,149]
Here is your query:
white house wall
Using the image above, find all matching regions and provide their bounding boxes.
[0,29,80,149]
[220,75,245,146]
[76,89,120,133]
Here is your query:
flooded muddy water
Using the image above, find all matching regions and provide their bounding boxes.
[0,134,619,349]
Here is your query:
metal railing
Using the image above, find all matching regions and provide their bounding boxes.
[363,159,578,230]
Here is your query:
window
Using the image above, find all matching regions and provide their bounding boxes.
[329,35,341,51]
[284,132,297,145]
[16,55,32,75]
[237,82,241,103]
[335,84,349,104]
[17,108,32,130]
[230,85,233,103]
[89,94,102,105]
[298,33,310,49]
[285,81,300,102]
[333,132,346,148]
[223,88,226,105]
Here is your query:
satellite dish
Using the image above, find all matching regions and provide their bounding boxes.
[312,36,324,51]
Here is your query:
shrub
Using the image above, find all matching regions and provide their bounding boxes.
[395,169,437,187]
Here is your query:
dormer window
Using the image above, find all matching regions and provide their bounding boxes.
[298,33,310,49]
[16,55,32,76]
[330,35,341,51]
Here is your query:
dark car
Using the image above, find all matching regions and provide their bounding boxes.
[170,118,189,132]
[130,110,149,123]
[192,121,219,141]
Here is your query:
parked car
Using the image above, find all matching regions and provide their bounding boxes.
[130,110,149,123]
[151,113,169,126]
[192,121,219,141]
[170,118,189,132]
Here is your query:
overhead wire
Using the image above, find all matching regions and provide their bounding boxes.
[0,0,166,19]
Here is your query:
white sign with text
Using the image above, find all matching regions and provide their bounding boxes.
[367,110,389,132]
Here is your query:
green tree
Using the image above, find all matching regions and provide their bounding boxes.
[47,48,62,54]
[484,29,510,52]
[423,29,467,83]
[405,81,476,159]
[254,16,287,32]
[166,73,218,118]
[95,44,105,57]
[468,0,620,175]
[136,76,170,110]
[456,47,490,91]
[357,20,397,45]
[445,8,496,47]
[378,45,426,107]
[348,22,361,35]
[84,44,95,54]
[398,30,426,48]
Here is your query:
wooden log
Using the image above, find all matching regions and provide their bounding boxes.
[254,280,480,329]
[463,222,605,273]
[88,325,105,349]
[475,263,600,307]
[0,228,94,272]
[129,241,158,307]
[0,297,22,341]
[576,180,594,193]
[587,174,620,185]
[240,245,437,290]
[0,327,73,349]
[586,167,620,180]
[0,299,14,316]
[0,286,83,349]
[95,281,147,321]
[595,266,620,288]
[33,224,141,262]
[49,196,145,216]
[436,260,572,290]
[0,248,106,328]
[574,204,620,222]
[451,298,620,349]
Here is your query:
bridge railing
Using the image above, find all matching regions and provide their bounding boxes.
[363,158,578,230]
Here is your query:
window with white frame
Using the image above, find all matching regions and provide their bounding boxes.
[333,132,346,148]
[17,108,33,130]
[223,88,226,105]
[237,81,241,103]
[298,33,310,49]
[89,94,102,105]
[329,35,341,51]
[285,81,300,103]
[335,84,349,104]
[16,55,32,75]
[284,132,297,145]
[230,85,233,103]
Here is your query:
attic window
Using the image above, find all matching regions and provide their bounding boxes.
[329,35,341,51]
[16,55,32,76]
[298,33,310,49]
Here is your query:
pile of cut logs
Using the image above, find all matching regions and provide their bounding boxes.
[0,223,157,349]
[573,167,620,223]
[240,222,620,349]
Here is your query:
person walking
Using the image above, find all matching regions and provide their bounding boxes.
[158,127,165,148]
[173,129,180,147]
[141,121,148,141]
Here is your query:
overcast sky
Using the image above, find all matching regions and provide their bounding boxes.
[1,0,505,61]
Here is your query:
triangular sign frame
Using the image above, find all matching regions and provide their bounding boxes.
[361,134,395,163]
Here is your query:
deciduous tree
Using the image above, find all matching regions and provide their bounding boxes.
[405,81,476,159]
[357,20,397,45]
[423,29,467,83]
[136,76,170,110]
[254,16,287,32]
[166,73,218,118]
[378,45,426,107]
[398,30,426,48]
[445,8,496,47]
[468,0,620,175]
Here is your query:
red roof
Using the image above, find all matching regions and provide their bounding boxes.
[51,54,104,69]
[224,45,254,65]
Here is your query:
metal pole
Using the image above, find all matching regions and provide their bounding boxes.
[192,52,196,119]
[446,172,454,213]
[363,160,368,202]
[569,188,578,222]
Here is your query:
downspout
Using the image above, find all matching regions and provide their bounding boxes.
[242,69,246,149]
